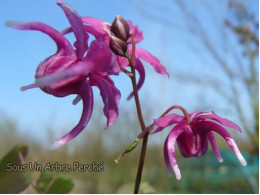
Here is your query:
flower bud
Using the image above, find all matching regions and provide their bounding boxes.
[109,36,128,56]
[111,15,130,42]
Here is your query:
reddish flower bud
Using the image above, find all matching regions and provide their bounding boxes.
[109,36,128,56]
[111,15,130,41]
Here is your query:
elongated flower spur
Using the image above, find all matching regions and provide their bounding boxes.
[6,1,120,149]
[152,110,247,180]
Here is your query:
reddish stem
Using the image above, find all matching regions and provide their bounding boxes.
[114,105,191,162]
[124,34,191,194]
[139,105,191,139]
[161,105,191,124]
[18,152,44,194]
[126,34,148,194]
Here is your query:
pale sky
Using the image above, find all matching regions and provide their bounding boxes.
[1,0,258,145]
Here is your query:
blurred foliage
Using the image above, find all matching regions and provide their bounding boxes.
[0,113,258,194]
[0,144,74,194]
[37,171,74,194]
[0,145,32,194]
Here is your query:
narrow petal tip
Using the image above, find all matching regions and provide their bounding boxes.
[226,137,247,166]
[241,158,247,166]
[49,140,66,151]
[218,158,224,163]
[238,155,247,166]
[5,21,13,27]
[173,165,181,180]
[57,0,65,6]
[5,21,22,29]
[20,83,38,91]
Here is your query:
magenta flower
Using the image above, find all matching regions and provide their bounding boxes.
[152,111,247,180]
[6,1,120,149]
[78,16,169,99]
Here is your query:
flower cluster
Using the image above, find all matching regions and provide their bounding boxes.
[6,1,168,149]
[6,1,247,183]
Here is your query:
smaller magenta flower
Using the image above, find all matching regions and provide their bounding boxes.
[152,110,247,180]
[6,1,121,149]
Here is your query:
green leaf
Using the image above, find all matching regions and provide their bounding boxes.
[36,171,54,192]
[117,182,156,194]
[36,171,74,194]
[46,176,74,194]
[0,171,32,193]
[0,145,32,193]
[0,145,28,176]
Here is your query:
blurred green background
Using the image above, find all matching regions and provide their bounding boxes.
[0,104,258,193]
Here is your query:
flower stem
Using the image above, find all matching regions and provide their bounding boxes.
[161,105,191,124]
[126,34,148,194]
[115,105,191,162]
[18,152,43,194]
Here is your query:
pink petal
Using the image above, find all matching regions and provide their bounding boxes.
[82,16,106,37]
[195,111,242,132]
[117,56,129,68]
[189,111,202,121]
[35,61,91,87]
[127,20,143,44]
[154,113,185,128]
[196,121,247,166]
[208,132,223,163]
[164,124,185,179]
[5,21,74,56]
[150,127,164,135]
[58,1,88,59]
[134,47,169,77]
[85,39,120,75]
[49,81,93,150]
[90,75,121,127]
[62,25,100,39]
[127,59,145,100]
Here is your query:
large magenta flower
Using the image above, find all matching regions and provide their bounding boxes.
[152,111,247,180]
[6,1,120,149]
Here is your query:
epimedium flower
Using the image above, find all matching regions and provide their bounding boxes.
[152,110,247,180]
[6,1,121,149]
[77,15,169,99]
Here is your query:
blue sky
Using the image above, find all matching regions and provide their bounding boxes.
[0,0,258,145]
